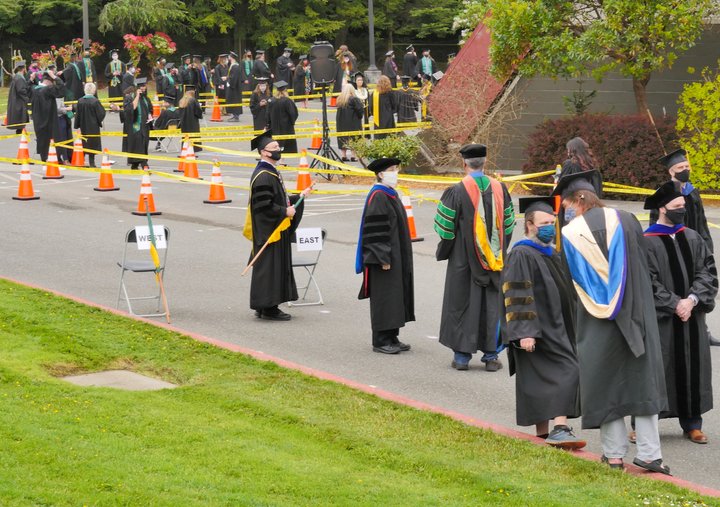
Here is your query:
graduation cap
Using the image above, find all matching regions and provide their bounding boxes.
[519,196,557,215]
[165,62,175,70]
[181,54,190,60]
[385,50,395,57]
[459,143,486,159]
[126,61,136,68]
[156,57,165,63]
[255,76,270,82]
[193,54,202,60]
[367,158,401,174]
[400,75,412,81]
[184,84,196,91]
[406,45,414,51]
[447,53,457,58]
[244,49,253,56]
[110,49,120,55]
[135,77,148,86]
[41,71,54,81]
[432,71,444,81]
[229,51,239,60]
[658,148,687,170]
[551,170,598,199]
[251,130,275,152]
[274,80,289,90]
[255,49,265,55]
[13,60,26,70]
[299,54,308,60]
[283,47,292,53]
[163,94,176,103]
[644,181,683,210]
[353,71,365,80]
[219,53,228,58]
[47,63,56,70]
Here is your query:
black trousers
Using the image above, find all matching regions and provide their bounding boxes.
[372,328,399,348]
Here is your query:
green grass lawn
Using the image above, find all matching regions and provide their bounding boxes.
[0,278,716,506]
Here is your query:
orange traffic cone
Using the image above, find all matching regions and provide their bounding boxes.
[16,129,30,161]
[13,163,40,201]
[210,96,222,122]
[310,119,322,150]
[70,131,85,167]
[43,140,64,179]
[2,115,7,126]
[131,169,161,215]
[401,195,423,242]
[94,149,119,191]
[204,163,232,204]
[153,94,161,118]
[175,138,188,173]
[296,150,312,191]
[330,95,337,107]
[183,142,201,179]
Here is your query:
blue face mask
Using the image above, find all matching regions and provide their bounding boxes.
[536,224,556,244]
[564,207,577,223]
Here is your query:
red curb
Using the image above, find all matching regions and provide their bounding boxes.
[4,275,720,498]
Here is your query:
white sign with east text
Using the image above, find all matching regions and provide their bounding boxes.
[295,228,323,251]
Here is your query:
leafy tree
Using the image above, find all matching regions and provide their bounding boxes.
[99,0,189,34]
[455,0,717,112]
[374,0,461,50]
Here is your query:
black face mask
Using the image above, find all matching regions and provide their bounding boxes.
[267,150,282,161]
[665,208,686,225]
[674,169,690,183]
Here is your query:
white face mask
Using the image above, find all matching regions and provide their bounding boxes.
[112,54,118,60]
[381,171,399,188]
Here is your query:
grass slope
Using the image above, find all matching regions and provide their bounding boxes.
[0,279,715,506]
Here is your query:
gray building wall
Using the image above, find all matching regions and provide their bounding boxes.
[497,27,720,171]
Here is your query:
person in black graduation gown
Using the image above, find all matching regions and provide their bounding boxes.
[160,64,181,107]
[122,78,153,169]
[335,84,363,161]
[556,170,670,474]
[293,55,310,100]
[371,75,398,140]
[382,50,398,88]
[402,45,418,83]
[213,54,229,110]
[226,51,243,121]
[396,76,421,123]
[152,57,167,92]
[434,144,516,371]
[502,196,584,449]
[356,158,415,354]
[352,72,371,132]
[245,131,312,320]
[62,53,85,102]
[275,48,295,85]
[267,80,298,153]
[249,78,271,131]
[179,87,203,153]
[105,50,126,104]
[6,61,30,134]
[81,51,97,85]
[560,137,603,198]
[31,71,66,162]
[152,94,181,151]
[643,182,718,444]
[414,49,438,84]
[649,149,718,347]
[121,63,136,95]
[240,50,255,102]
[74,82,106,167]
[197,56,213,106]
[252,50,273,88]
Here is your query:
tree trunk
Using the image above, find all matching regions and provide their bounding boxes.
[632,75,651,114]
[233,2,249,55]
[388,29,394,49]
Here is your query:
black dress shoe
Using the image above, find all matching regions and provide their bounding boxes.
[254,310,262,318]
[373,345,401,354]
[709,333,720,346]
[396,341,411,351]
[262,308,291,321]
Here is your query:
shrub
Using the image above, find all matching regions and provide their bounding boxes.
[348,135,422,169]
[522,113,679,195]
[676,63,720,190]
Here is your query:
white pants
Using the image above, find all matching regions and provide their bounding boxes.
[600,415,661,462]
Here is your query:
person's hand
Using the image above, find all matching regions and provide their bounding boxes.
[260,99,267,106]
[381,264,390,270]
[675,298,694,322]
[222,76,227,81]
[286,206,296,217]
[301,182,315,198]
[519,338,536,352]
[110,103,119,111]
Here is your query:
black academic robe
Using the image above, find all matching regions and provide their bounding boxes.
[226,63,243,115]
[250,91,271,131]
[180,65,199,90]
[275,55,294,85]
[253,59,272,87]
[247,161,305,310]
[650,185,714,253]
[560,159,603,198]
[373,91,398,139]
[121,72,135,95]
[82,58,97,84]
[154,107,181,131]
[74,95,106,152]
[240,59,254,93]
[62,63,84,101]
[397,89,421,123]
[213,64,228,99]
[123,92,153,166]
[198,64,212,96]
[382,59,398,88]
[153,67,166,92]
[358,187,415,331]
[160,74,180,106]
[564,209,668,429]
[267,96,298,153]
[335,97,364,149]
[645,228,717,421]
[31,79,65,161]
[293,66,309,98]
[179,98,203,152]
[502,243,580,426]
[402,52,418,77]
[354,87,371,129]
[104,61,126,99]
[435,177,515,354]
[414,57,438,79]
[6,73,30,131]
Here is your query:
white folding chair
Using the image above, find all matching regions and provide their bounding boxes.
[116,226,170,318]
[159,119,181,153]
[288,228,326,306]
